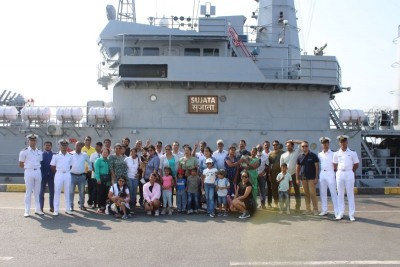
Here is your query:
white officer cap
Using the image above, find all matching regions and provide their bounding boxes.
[319,137,331,143]
[337,135,349,141]
[58,139,70,145]
[26,133,38,140]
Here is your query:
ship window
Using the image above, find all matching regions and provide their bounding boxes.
[119,64,168,78]
[184,48,201,56]
[203,48,219,56]
[124,47,141,56]
[143,47,160,56]
[109,47,121,57]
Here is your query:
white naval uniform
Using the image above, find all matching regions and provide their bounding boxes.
[50,152,73,213]
[19,147,43,214]
[332,148,359,218]
[318,149,338,216]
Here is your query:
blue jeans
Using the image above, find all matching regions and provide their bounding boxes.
[279,191,290,211]
[40,173,54,210]
[187,192,200,210]
[70,174,86,208]
[176,189,187,211]
[128,178,139,208]
[258,175,266,205]
[204,183,215,214]
[163,190,173,208]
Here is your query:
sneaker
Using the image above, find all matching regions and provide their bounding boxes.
[238,212,251,219]
[223,212,228,217]
[187,209,193,214]
[168,210,172,215]
[349,216,356,222]
[286,210,290,215]
[122,214,129,219]
[319,211,329,216]
[161,208,166,215]
[35,211,44,216]
[155,210,160,216]
[217,212,223,217]
[278,211,283,215]
[147,211,152,216]
[313,210,319,216]
[24,212,30,218]
[209,213,215,218]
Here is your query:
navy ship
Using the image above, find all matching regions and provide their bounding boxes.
[1,0,399,187]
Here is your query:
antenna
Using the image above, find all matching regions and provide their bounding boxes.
[117,0,136,23]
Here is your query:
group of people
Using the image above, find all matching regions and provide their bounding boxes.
[18,133,359,221]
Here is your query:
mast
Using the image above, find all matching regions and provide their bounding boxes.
[117,0,136,22]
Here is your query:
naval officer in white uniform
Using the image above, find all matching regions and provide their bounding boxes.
[50,139,73,216]
[318,137,338,217]
[19,134,43,217]
[333,135,359,222]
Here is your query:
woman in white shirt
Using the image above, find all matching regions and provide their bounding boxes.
[124,148,140,210]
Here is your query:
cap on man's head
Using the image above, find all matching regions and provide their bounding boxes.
[26,133,38,140]
[114,142,122,148]
[337,135,349,142]
[319,137,331,144]
[206,158,214,164]
[217,139,224,145]
[58,139,70,145]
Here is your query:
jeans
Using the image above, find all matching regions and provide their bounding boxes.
[279,191,290,211]
[128,178,139,208]
[257,174,266,205]
[176,189,187,211]
[162,190,173,208]
[204,183,215,214]
[218,195,227,206]
[70,174,86,208]
[187,192,200,210]
[39,173,54,210]
[291,174,301,210]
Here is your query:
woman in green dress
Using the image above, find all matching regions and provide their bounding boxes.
[242,147,260,202]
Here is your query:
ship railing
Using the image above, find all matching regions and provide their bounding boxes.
[361,155,400,180]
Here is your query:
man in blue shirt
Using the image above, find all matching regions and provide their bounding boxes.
[40,141,55,213]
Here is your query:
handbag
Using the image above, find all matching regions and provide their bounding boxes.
[100,174,111,183]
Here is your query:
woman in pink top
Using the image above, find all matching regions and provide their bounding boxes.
[161,167,174,215]
[143,173,161,216]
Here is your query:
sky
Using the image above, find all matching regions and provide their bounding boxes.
[0,0,399,111]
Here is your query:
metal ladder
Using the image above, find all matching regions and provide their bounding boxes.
[329,99,344,129]
[228,27,254,60]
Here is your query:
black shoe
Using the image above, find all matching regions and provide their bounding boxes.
[50,208,54,213]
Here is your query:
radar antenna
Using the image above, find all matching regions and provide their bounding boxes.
[117,0,136,22]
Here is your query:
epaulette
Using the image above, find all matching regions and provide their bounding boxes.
[22,147,28,151]
[349,148,355,151]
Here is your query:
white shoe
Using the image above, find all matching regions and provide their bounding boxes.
[161,208,166,215]
[24,212,30,218]
[35,211,44,216]
[65,211,73,215]
[349,216,356,222]
[319,211,328,216]
[335,215,343,220]
[147,211,152,216]
[155,210,160,216]
[53,212,59,216]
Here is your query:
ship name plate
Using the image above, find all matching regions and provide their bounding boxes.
[188,96,218,114]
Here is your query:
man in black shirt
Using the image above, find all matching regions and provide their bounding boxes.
[296,141,319,215]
